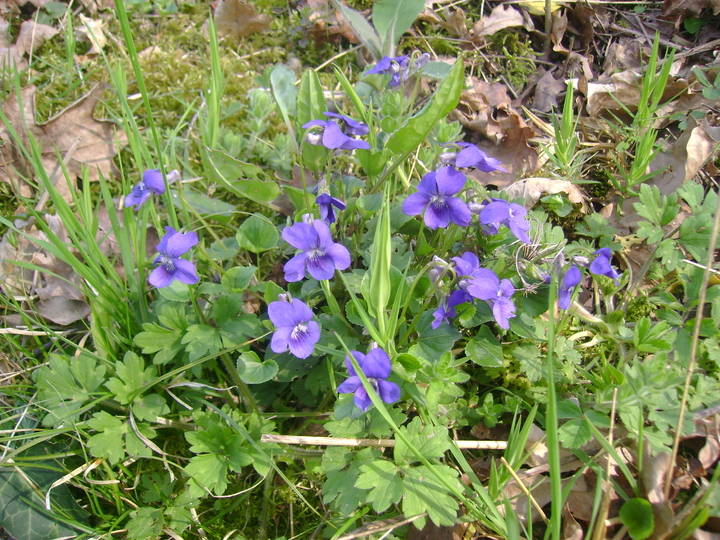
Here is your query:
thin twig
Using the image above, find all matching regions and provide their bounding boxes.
[261,434,507,449]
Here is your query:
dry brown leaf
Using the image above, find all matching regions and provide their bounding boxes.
[15,20,58,56]
[662,0,720,25]
[642,445,673,504]
[305,1,360,47]
[584,71,689,117]
[77,15,107,55]
[439,8,468,39]
[470,4,532,40]
[503,177,588,211]
[214,0,271,39]
[550,9,568,53]
[0,84,126,202]
[600,37,648,79]
[532,69,567,113]
[0,17,26,74]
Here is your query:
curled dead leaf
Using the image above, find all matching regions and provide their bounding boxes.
[471,4,533,41]
[503,177,588,211]
[214,0,271,39]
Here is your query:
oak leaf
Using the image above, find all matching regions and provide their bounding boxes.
[0,84,125,202]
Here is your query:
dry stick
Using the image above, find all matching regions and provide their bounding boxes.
[500,456,549,526]
[261,434,507,450]
[664,174,720,501]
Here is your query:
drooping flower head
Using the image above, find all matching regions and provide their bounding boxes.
[465,268,516,329]
[149,226,199,288]
[558,265,582,310]
[282,219,351,282]
[125,169,179,209]
[337,348,401,411]
[589,248,621,284]
[440,143,507,173]
[316,193,346,225]
[479,199,532,244]
[402,166,471,230]
[303,113,370,151]
[432,289,473,329]
[268,297,320,359]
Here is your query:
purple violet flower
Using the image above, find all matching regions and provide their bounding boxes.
[268,298,320,359]
[322,112,369,136]
[125,169,178,208]
[316,193,346,225]
[589,248,621,284]
[402,166,471,230]
[479,199,532,244]
[465,268,516,329]
[282,219,351,282]
[337,348,401,411]
[452,252,481,278]
[366,54,430,87]
[148,226,199,288]
[455,143,507,172]
[432,289,473,329]
[303,114,370,151]
[558,265,582,310]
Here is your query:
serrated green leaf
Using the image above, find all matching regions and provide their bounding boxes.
[394,417,450,465]
[181,324,222,361]
[512,344,544,382]
[105,352,157,405]
[87,411,128,464]
[184,453,230,497]
[127,508,163,539]
[133,394,170,422]
[322,448,379,515]
[133,323,185,365]
[355,460,403,512]
[212,293,245,326]
[402,465,459,527]
[36,353,107,428]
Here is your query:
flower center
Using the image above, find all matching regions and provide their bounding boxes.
[308,248,326,261]
[429,195,445,208]
[291,323,308,340]
[159,254,175,271]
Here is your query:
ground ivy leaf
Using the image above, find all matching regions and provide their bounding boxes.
[355,459,403,513]
[394,417,450,465]
[402,465,459,527]
[238,351,278,384]
[36,352,107,428]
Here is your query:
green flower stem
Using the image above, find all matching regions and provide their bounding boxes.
[220,354,259,415]
[545,276,562,540]
[320,279,356,336]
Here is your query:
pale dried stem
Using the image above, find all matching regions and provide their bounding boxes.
[261,434,507,449]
